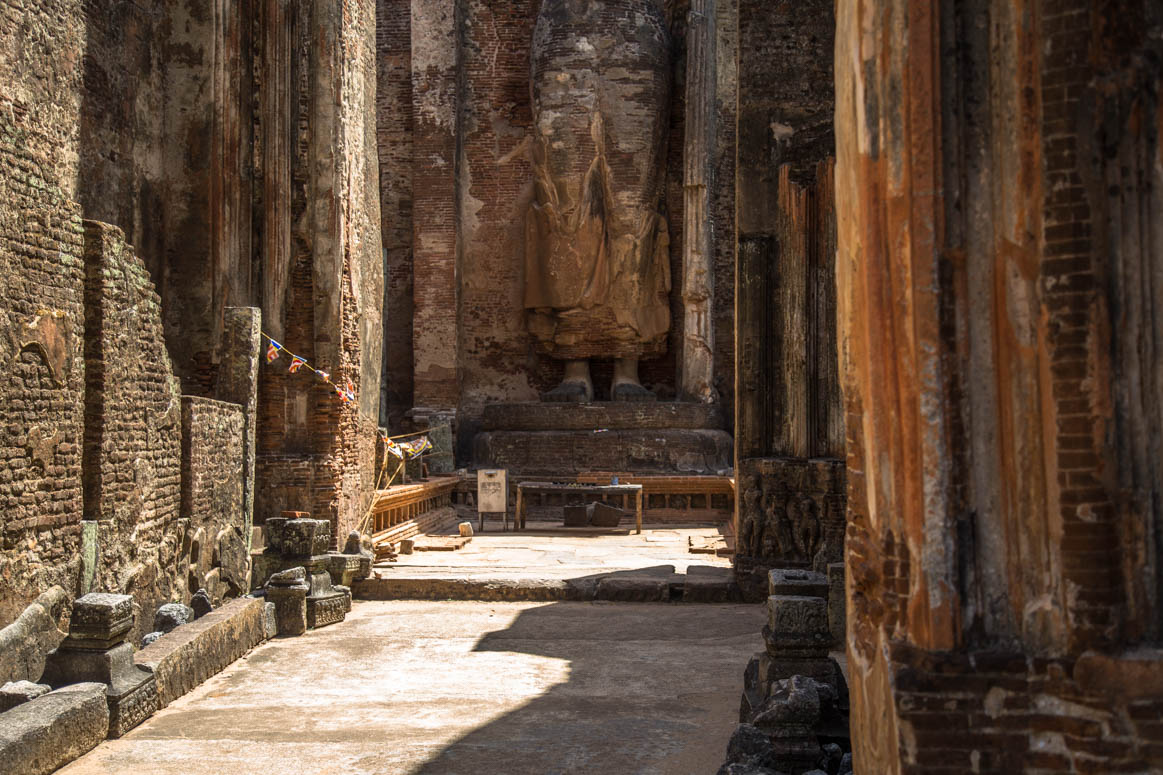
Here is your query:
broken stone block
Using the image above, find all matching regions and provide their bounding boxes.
[153,603,195,634]
[590,501,624,527]
[750,676,823,773]
[190,589,213,619]
[41,593,158,738]
[262,602,277,640]
[141,632,164,648]
[458,522,474,538]
[724,723,785,772]
[0,683,109,775]
[768,569,828,598]
[136,597,268,709]
[819,742,843,774]
[399,538,415,554]
[0,681,51,712]
[343,530,372,558]
[63,592,134,651]
[327,552,372,586]
[259,514,349,630]
[264,516,331,558]
[0,586,69,686]
[563,505,590,527]
[267,567,309,637]
[683,574,735,603]
[595,576,669,602]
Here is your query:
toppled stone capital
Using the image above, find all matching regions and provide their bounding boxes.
[63,593,135,652]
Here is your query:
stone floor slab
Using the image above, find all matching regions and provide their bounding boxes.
[58,599,765,775]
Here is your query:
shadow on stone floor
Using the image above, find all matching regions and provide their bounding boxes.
[409,567,763,775]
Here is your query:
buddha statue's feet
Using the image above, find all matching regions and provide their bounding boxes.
[611,382,658,402]
[542,380,593,403]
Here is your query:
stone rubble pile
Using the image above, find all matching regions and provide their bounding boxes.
[720,569,852,775]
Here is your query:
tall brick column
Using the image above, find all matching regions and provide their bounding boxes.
[410,0,460,412]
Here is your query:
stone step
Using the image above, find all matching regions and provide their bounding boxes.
[474,428,734,476]
[352,570,741,603]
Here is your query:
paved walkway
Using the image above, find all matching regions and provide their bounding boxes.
[384,524,732,580]
[61,599,764,775]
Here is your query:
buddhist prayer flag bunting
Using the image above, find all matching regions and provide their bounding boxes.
[379,433,432,461]
[259,332,353,407]
[260,332,439,464]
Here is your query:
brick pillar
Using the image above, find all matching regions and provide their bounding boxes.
[410,0,460,411]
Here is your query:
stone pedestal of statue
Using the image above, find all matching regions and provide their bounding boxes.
[473,402,732,478]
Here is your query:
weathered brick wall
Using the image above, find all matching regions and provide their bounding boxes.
[82,221,191,645]
[0,113,87,628]
[890,643,1163,774]
[181,397,247,599]
[410,0,460,411]
[834,0,1163,771]
[255,0,383,545]
[82,221,182,529]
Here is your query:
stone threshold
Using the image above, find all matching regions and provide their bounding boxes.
[353,569,743,603]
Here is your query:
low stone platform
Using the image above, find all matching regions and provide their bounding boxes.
[481,402,727,431]
[474,402,733,476]
[355,525,739,602]
[476,429,733,476]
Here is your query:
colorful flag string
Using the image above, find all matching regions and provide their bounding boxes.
[260,331,356,406]
[261,331,442,473]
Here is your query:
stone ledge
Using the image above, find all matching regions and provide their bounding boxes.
[0,682,108,775]
[481,402,727,431]
[354,574,741,603]
[135,597,267,708]
[475,429,734,475]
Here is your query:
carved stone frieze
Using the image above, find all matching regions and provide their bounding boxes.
[736,457,845,569]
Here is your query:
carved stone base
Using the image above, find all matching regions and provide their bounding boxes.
[306,592,348,630]
[476,405,731,477]
[42,641,158,738]
[107,673,159,738]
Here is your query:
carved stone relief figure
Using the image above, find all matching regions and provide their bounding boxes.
[791,496,821,564]
[740,475,762,555]
[526,0,673,401]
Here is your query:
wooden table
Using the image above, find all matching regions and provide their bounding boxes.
[515,481,645,534]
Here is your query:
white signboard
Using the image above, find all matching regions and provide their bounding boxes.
[477,470,507,513]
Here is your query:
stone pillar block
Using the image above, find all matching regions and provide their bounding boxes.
[267,568,309,637]
[764,595,832,658]
[768,568,828,598]
[827,562,846,647]
[41,593,158,738]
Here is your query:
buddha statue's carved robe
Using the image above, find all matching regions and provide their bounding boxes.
[525,0,673,361]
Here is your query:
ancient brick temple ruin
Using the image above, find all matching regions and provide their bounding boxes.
[1,0,1161,773]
